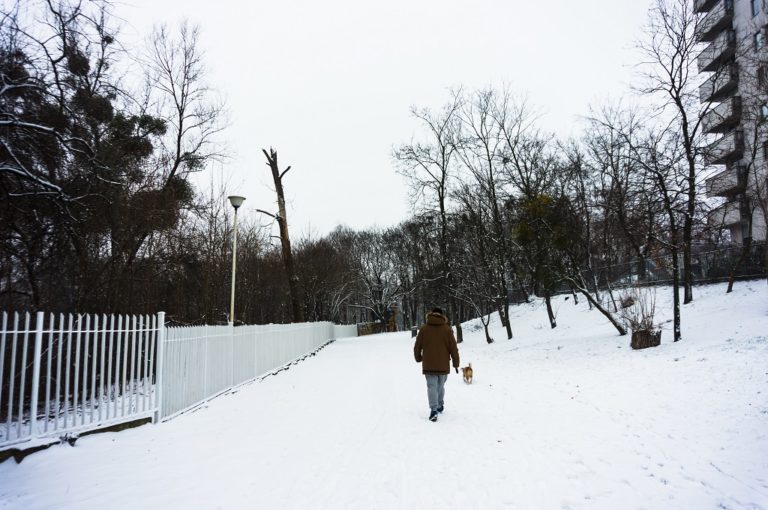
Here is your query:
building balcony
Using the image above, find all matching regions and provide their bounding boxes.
[697,0,734,42]
[702,96,741,133]
[695,0,719,13]
[699,63,738,103]
[705,165,746,197]
[697,29,736,72]
[705,129,744,165]
[709,200,742,227]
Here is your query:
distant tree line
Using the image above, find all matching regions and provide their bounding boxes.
[2,0,765,342]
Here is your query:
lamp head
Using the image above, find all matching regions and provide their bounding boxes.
[228,195,246,210]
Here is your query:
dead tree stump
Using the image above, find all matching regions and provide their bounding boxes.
[631,329,661,349]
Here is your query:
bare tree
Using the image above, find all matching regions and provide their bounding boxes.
[585,104,663,294]
[638,0,710,305]
[452,183,500,343]
[394,90,465,340]
[258,148,304,323]
[632,126,687,342]
[455,87,522,339]
[146,21,226,182]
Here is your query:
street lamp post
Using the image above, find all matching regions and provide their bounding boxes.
[228,195,245,324]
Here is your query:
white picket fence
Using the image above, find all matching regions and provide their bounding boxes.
[0,311,357,450]
[160,322,356,420]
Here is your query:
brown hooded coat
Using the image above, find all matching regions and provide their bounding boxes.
[413,312,460,375]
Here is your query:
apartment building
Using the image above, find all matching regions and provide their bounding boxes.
[698,0,768,244]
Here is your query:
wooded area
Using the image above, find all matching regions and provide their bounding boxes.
[1,0,766,340]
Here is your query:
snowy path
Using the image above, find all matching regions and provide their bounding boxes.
[1,282,767,509]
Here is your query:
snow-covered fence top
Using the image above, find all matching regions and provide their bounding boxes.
[1,312,356,450]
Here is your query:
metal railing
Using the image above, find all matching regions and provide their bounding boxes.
[0,312,159,449]
[0,313,357,450]
[577,243,766,292]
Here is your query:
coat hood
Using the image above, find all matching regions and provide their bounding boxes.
[426,312,447,326]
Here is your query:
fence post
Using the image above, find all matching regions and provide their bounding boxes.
[154,311,165,423]
[230,322,235,387]
[29,311,44,438]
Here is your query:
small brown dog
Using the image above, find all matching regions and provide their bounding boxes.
[461,363,473,384]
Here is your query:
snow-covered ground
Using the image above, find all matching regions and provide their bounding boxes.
[1,281,766,509]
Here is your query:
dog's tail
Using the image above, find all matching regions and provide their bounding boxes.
[468,362,472,369]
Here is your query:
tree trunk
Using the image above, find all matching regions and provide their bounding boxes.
[481,316,493,343]
[452,298,464,343]
[503,298,513,339]
[682,221,693,304]
[671,246,681,342]
[570,285,580,306]
[605,278,618,313]
[637,255,647,282]
[683,152,695,305]
[263,148,304,323]
[544,293,557,329]
[726,237,752,293]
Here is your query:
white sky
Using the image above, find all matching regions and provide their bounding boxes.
[118,0,654,237]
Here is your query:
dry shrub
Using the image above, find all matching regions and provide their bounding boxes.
[619,288,657,332]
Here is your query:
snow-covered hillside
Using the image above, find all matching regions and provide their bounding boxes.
[1,281,766,509]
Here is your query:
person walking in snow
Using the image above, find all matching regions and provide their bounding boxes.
[413,307,460,422]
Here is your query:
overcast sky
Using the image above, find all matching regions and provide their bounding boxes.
[118,0,654,237]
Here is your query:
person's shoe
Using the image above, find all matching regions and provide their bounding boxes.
[437,405,444,413]
[429,410,438,422]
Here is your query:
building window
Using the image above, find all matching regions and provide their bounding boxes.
[759,66,768,87]
[752,0,761,17]
[755,30,765,50]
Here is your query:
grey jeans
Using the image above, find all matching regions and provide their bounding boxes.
[425,374,447,412]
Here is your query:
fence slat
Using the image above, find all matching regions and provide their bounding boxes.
[90,314,99,425]
[0,312,7,439]
[154,312,165,422]
[54,313,64,432]
[144,315,153,414]
[6,313,19,438]
[43,313,54,433]
[18,313,31,438]
[115,314,124,419]
[141,315,148,413]
[30,312,44,438]
[80,314,90,426]
[121,315,128,418]
[129,315,137,416]
[106,315,115,422]
[64,314,73,429]
[99,314,106,422]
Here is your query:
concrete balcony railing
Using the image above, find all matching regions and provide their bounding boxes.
[697,0,734,42]
[695,0,719,13]
[705,129,744,165]
[699,63,738,103]
[709,200,742,227]
[702,96,741,133]
[705,165,746,197]
[698,29,736,72]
